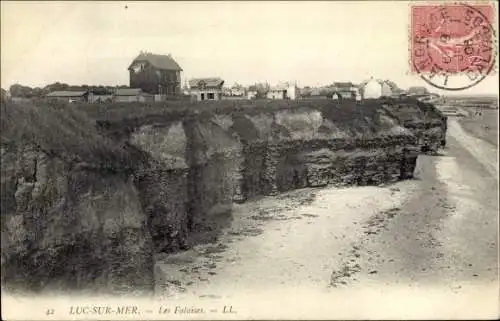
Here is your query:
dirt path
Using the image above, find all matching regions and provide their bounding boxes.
[154,119,499,319]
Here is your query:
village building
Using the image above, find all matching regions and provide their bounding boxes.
[46,90,89,103]
[128,51,182,97]
[331,82,360,101]
[88,88,114,103]
[189,78,224,101]
[358,78,397,99]
[247,90,258,100]
[267,86,286,100]
[230,86,246,97]
[113,88,154,103]
[266,82,298,100]
[308,88,329,99]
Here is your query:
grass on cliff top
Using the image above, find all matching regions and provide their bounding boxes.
[0,97,440,163]
[0,101,134,171]
[77,96,440,128]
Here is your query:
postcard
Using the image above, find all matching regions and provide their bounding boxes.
[1,1,498,320]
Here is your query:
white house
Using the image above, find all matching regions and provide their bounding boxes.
[267,87,286,100]
[359,78,395,99]
[287,83,298,100]
[230,87,246,97]
[266,82,297,100]
[189,78,224,101]
[247,91,258,99]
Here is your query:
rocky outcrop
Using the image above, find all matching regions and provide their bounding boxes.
[381,98,447,154]
[1,103,154,296]
[227,106,420,201]
[0,145,154,295]
[131,122,190,253]
[129,119,240,251]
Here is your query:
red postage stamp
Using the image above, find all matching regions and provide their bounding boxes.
[410,2,496,90]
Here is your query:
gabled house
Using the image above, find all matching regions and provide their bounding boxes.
[128,51,182,96]
[189,78,224,101]
[358,78,398,99]
[331,82,360,101]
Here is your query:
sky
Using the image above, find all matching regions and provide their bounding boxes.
[1,1,498,95]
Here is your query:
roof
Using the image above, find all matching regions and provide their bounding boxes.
[358,79,400,90]
[189,78,225,88]
[129,52,183,71]
[332,91,355,98]
[114,88,148,96]
[333,82,355,89]
[46,91,88,97]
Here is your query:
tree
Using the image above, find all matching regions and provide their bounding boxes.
[9,84,33,98]
[43,82,70,94]
[69,85,83,91]
[232,82,243,90]
[31,87,44,98]
[253,82,270,98]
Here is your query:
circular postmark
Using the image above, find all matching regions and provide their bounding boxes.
[411,2,497,91]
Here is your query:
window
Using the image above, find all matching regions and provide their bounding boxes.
[207,93,215,100]
[132,63,144,73]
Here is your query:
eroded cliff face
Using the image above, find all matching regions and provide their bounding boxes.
[122,101,430,255]
[130,122,190,253]
[381,99,448,154]
[129,119,241,251]
[228,106,419,201]
[0,145,154,295]
[1,98,445,295]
